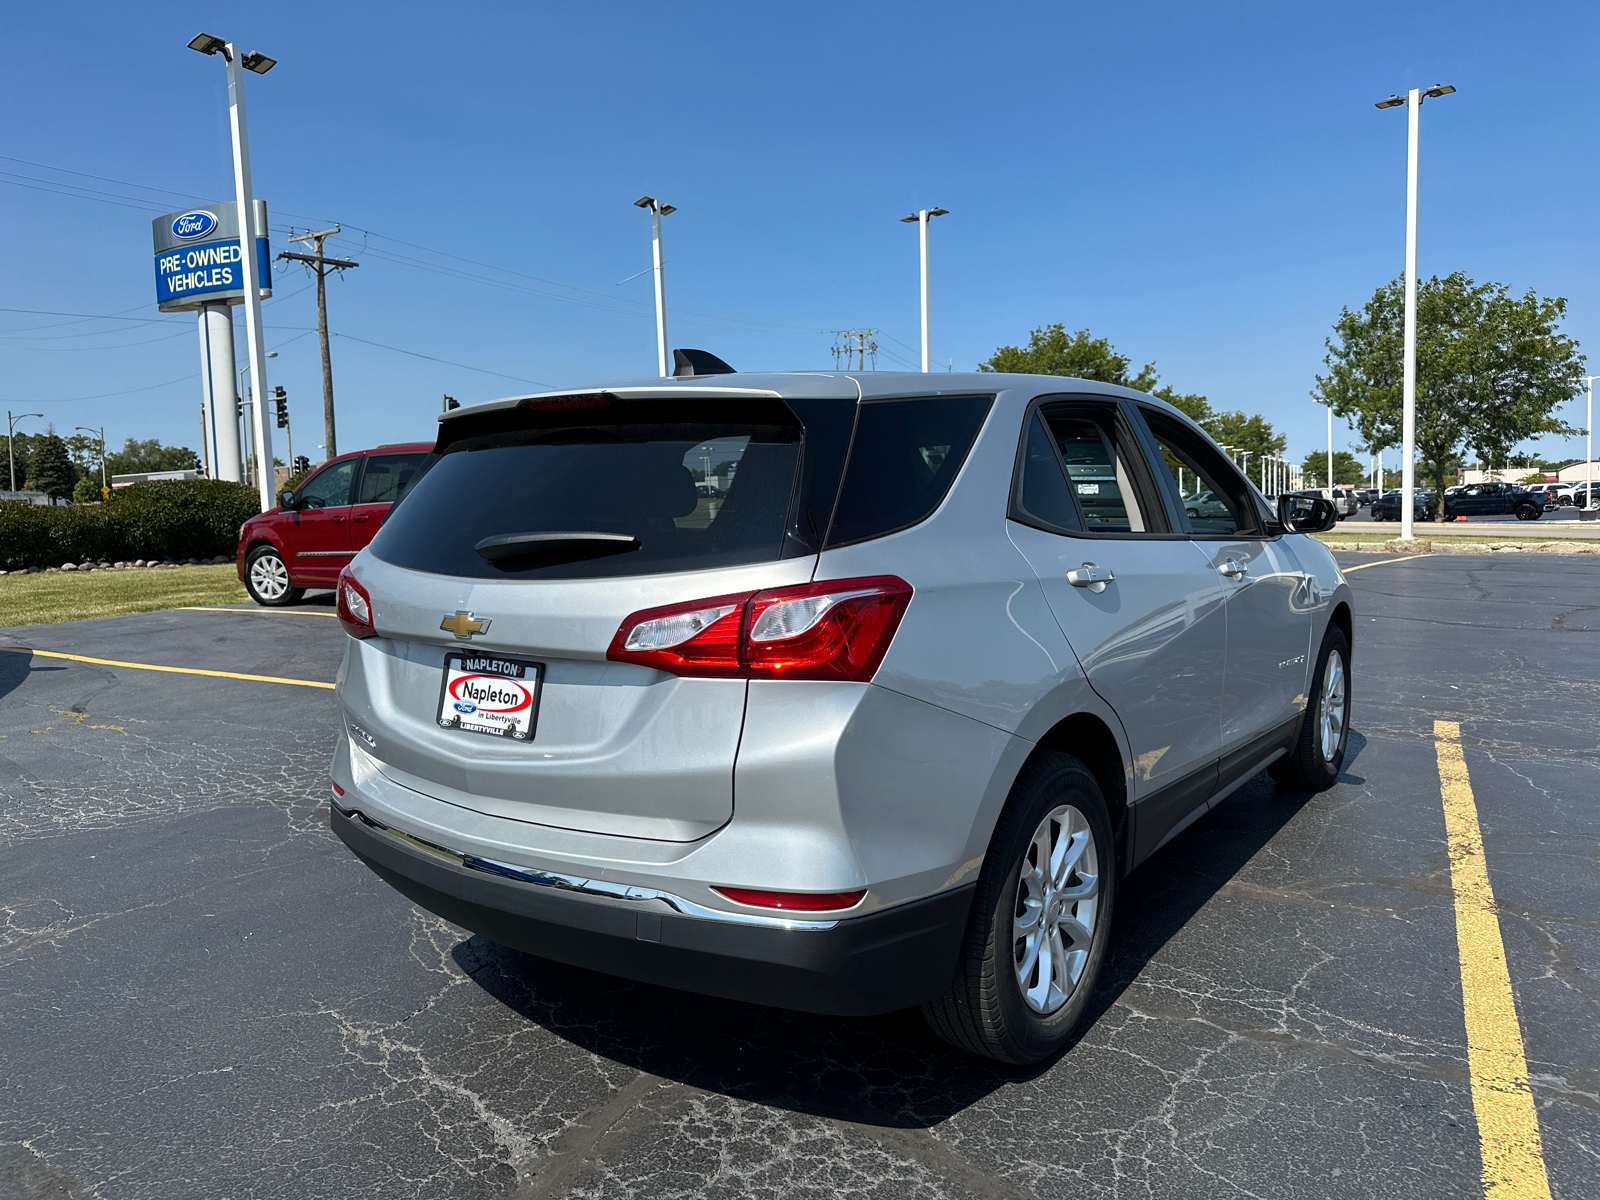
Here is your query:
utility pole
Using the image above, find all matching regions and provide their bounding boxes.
[831,330,879,371]
[279,226,358,459]
[7,411,42,492]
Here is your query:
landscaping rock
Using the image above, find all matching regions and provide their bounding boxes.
[61,563,77,572]
[113,561,126,569]
[1381,538,1431,554]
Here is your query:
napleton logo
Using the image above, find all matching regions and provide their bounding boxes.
[440,611,491,639]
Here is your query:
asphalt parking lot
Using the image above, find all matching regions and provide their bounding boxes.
[2,557,1596,1200]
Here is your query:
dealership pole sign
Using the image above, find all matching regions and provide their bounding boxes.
[150,201,271,312]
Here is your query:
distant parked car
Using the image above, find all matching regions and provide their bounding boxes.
[1298,487,1357,520]
[1181,488,1232,519]
[1370,489,1436,522]
[236,442,433,605]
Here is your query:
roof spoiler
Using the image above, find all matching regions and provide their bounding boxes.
[672,348,736,378]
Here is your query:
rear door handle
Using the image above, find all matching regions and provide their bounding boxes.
[1067,563,1113,593]
[331,516,347,525]
[1218,559,1246,578]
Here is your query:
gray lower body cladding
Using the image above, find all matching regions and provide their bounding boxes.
[332,802,975,1017]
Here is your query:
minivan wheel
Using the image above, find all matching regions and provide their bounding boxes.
[922,752,1115,1064]
[1269,625,1350,791]
[244,545,304,607]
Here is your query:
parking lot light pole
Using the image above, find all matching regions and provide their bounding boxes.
[633,197,675,378]
[900,207,948,371]
[6,411,42,492]
[189,32,279,512]
[1376,83,1456,539]
[1584,375,1598,511]
[74,426,107,497]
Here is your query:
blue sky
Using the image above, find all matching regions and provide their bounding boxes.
[3,1,1597,469]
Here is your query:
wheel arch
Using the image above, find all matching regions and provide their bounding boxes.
[1328,598,1353,655]
[1030,711,1132,874]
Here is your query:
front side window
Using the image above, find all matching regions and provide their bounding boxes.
[297,459,355,510]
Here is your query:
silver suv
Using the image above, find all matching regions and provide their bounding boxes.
[329,370,1350,1063]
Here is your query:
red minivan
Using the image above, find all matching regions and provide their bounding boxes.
[236,443,431,606]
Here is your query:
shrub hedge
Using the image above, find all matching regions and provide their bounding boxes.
[0,480,260,571]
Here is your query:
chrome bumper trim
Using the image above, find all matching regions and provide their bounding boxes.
[331,798,841,931]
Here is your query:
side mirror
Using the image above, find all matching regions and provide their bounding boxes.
[1278,494,1338,534]
[278,490,298,511]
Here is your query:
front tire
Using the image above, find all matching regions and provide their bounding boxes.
[922,752,1116,1064]
[244,545,304,607]
[1270,625,1350,791]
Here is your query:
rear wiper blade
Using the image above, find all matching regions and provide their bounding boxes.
[474,531,640,563]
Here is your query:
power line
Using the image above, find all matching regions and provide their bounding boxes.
[331,333,553,388]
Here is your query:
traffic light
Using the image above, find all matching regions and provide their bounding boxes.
[273,386,289,429]
[293,455,310,474]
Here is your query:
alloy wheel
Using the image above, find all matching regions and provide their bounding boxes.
[1319,650,1347,763]
[1012,804,1100,1014]
[250,553,290,601]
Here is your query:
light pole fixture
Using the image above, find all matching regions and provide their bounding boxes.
[190,30,278,512]
[6,411,42,493]
[1376,82,1456,538]
[634,196,676,378]
[900,207,948,372]
[74,426,107,498]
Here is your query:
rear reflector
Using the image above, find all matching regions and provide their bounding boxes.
[607,576,911,682]
[331,783,345,797]
[713,886,867,912]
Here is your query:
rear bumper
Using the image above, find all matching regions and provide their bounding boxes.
[332,800,975,1017]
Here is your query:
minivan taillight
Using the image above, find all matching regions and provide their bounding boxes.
[606,576,912,682]
[336,567,377,639]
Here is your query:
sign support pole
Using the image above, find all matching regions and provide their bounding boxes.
[225,43,275,511]
[198,303,242,482]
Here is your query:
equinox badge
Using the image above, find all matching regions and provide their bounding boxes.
[440,610,491,639]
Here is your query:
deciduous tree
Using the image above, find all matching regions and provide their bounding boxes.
[1313,273,1584,518]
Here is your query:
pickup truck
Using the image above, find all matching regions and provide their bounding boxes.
[1443,482,1547,521]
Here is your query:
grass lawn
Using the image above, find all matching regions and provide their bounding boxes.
[0,564,251,627]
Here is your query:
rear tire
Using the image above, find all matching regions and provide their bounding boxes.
[1515,504,1539,521]
[922,752,1116,1064]
[1269,625,1350,791]
[244,544,304,607]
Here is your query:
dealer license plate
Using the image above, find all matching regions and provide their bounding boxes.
[436,653,543,741]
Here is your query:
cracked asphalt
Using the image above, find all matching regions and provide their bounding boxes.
[1,556,1595,1199]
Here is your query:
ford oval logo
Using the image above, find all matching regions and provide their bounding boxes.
[171,210,218,240]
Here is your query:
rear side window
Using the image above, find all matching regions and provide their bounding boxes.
[356,452,427,505]
[825,395,991,547]
[369,397,811,580]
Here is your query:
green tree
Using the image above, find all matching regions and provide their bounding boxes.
[1314,272,1584,518]
[981,323,1223,423]
[72,475,101,504]
[1300,450,1366,487]
[104,438,201,477]
[1207,411,1287,463]
[29,431,79,500]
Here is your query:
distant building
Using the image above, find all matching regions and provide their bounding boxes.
[110,469,202,488]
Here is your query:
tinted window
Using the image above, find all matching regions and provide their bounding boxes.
[369,398,806,580]
[1142,424,1242,536]
[1042,414,1144,532]
[297,459,354,509]
[826,395,991,547]
[1014,413,1082,531]
[356,452,427,505]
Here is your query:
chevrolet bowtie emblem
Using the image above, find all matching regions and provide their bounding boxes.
[440,611,491,639]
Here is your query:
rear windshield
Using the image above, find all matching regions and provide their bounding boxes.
[369,391,991,580]
[369,398,811,580]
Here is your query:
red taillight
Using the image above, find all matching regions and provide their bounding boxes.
[331,782,345,797]
[713,886,867,912]
[606,576,912,682]
[336,567,377,640]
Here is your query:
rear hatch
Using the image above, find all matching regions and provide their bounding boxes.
[345,387,856,842]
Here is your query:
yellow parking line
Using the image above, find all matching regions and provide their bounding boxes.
[1342,553,1433,572]
[0,647,334,690]
[1433,720,1552,1199]
[178,606,337,617]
